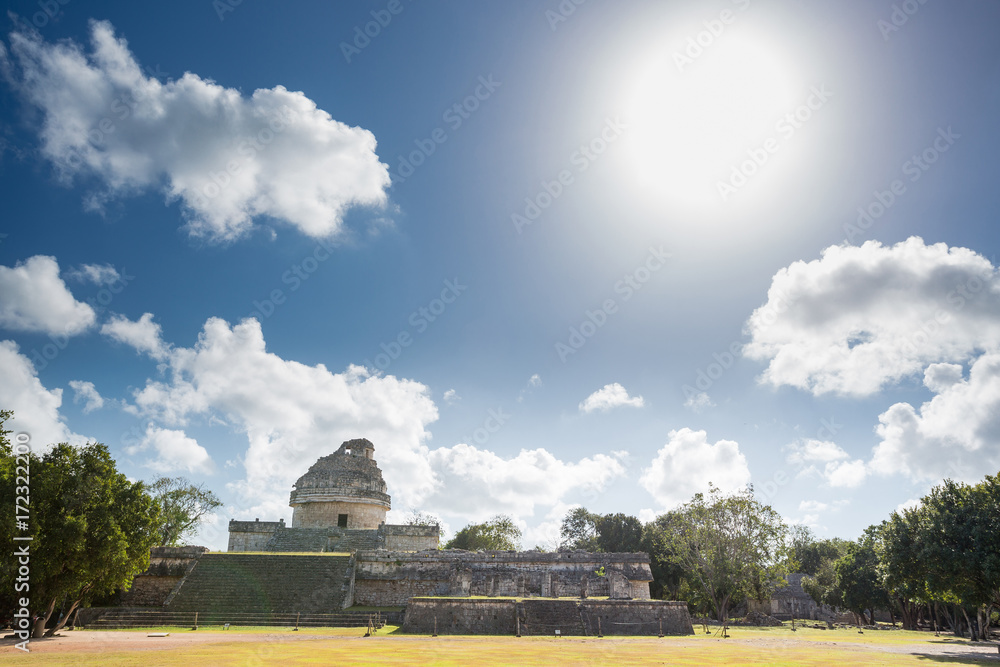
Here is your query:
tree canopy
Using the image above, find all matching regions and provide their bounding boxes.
[149,476,222,546]
[445,514,522,551]
[647,485,790,623]
[0,411,161,636]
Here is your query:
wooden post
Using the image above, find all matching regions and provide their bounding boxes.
[598,616,603,638]
[516,613,520,637]
[192,612,198,631]
[433,616,438,637]
[659,618,663,638]
[294,612,300,631]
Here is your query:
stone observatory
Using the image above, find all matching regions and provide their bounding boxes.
[289,438,391,530]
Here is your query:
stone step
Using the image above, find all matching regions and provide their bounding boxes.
[166,554,354,614]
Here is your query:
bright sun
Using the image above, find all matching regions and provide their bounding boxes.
[622,27,800,216]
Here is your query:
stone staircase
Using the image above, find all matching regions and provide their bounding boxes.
[262,526,385,552]
[518,600,588,636]
[165,553,354,614]
[264,527,331,552]
[329,530,382,551]
[81,607,404,629]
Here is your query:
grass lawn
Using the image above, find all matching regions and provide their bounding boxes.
[2,624,998,666]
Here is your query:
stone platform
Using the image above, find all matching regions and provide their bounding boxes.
[402,598,694,636]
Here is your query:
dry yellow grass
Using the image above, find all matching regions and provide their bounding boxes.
[2,625,997,666]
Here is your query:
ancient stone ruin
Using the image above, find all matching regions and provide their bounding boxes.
[90,438,693,635]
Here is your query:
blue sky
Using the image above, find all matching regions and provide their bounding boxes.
[2,1,999,550]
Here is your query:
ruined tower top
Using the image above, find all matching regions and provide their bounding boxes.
[288,438,390,529]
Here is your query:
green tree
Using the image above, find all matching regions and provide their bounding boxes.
[914,475,1000,640]
[789,525,851,576]
[559,508,643,553]
[592,513,644,553]
[0,412,161,636]
[149,476,222,546]
[651,486,790,623]
[559,507,599,551]
[876,509,929,630]
[828,529,890,626]
[445,514,522,551]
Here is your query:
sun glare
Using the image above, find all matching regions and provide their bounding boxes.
[622,27,800,217]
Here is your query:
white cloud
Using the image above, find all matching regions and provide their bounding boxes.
[786,439,849,466]
[683,390,715,412]
[125,316,440,518]
[122,316,630,525]
[422,444,626,520]
[443,389,459,405]
[870,352,1000,483]
[786,439,867,488]
[66,263,120,285]
[639,428,751,507]
[798,500,828,513]
[69,380,104,413]
[517,374,542,403]
[744,237,1000,397]
[896,498,921,513]
[0,255,95,336]
[126,425,214,475]
[101,312,169,360]
[579,382,645,413]
[824,459,868,488]
[0,340,85,447]
[4,21,390,242]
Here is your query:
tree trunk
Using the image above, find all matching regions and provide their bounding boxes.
[45,598,81,637]
[960,607,977,641]
[38,597,57,633]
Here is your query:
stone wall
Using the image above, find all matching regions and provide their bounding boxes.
[353,550,653,606]
[384,524,439,551]
[119,546,206,607]
[291,500,386,530]
[401,598,693,636]
[228,519,284,552]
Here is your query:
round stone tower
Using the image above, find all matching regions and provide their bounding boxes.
[289,438,391,530]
